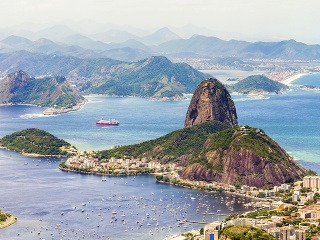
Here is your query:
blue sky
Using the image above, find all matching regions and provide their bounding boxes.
[0,0,319,43]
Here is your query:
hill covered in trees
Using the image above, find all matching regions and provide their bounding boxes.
[228,75,289,94]
[0,52,209,99]
[0,128,76,156]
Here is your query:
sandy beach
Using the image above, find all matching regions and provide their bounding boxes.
[280,72,309,86]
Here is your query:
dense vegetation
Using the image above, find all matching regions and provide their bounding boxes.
[82,56,209,98]
[96,122,291,168]
[0,71,84,108]
[0,52,209,98]
[219,225,277,240]
[228,75,289,94]
[0,128,72,156]
[97,120,230,161]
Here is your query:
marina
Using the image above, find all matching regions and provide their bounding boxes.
[0,149,252,240]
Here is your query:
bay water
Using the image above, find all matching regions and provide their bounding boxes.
[1,73,320,239]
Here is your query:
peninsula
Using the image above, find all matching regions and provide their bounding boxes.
[0,70,85,115]
[0,128,77,157]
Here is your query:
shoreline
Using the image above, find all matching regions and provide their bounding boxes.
[279,72,310,86]
[0,100,87,116]
[0,146,68,158]
[59,165,269,203]
[156,180,269,202]
[58,166,152,176]
[43,99,87,115]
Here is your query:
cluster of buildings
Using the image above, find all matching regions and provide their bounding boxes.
[204,218,308,240]
[64,155,178,174]
[201,176,320,240]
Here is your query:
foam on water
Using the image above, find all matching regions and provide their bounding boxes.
[19,113,58,119]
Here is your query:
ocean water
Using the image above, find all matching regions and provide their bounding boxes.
[293,73,320,87]
[1,73,320,239]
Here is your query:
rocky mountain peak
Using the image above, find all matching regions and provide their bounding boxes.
[7,70,30,92]
[184,78,238,128]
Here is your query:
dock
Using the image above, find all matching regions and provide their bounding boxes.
[185,219,209,224]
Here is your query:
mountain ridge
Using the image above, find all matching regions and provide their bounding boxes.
[0,54,209,98]
[2,31,320,60]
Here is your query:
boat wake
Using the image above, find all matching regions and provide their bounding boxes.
[20,113,57,119]
[234,96,270,102]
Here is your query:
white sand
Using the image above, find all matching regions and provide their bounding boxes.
[281,73,309,86]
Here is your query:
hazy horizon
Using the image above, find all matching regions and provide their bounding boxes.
[0,0,320,44]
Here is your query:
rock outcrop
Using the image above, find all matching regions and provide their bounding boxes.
[0,70,30,103]
[178,127,306,187]
[0,70,84,109]
[184,78,238,128]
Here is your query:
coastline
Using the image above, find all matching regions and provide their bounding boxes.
[156,180,269,202]
[0,146,69,158]
[58,166,151,176]
[279,72,309,86]
[43,99,87,115]
[0,100,87,116]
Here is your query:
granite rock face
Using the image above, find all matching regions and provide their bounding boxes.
[0,70,84,108]
[179,140,306,188]
[184,78,238,128]
[0,70,30,103]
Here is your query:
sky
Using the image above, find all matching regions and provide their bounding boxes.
[0,0,319,43]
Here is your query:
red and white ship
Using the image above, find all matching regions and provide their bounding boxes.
[96,119,119,126]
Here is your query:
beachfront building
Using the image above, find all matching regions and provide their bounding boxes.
[204,222,221,240]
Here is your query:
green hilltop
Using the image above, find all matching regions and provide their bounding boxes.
[228,75,289,94]
[0,128,76,156]
[78,56,209,98]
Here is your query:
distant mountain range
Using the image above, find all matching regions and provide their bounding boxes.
[1,25,320,61]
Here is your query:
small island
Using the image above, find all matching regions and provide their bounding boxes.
[0,211,16,229]
[0,128,77,157]
[228,75,289,95]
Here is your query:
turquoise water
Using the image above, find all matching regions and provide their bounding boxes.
[293,73,320,87]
